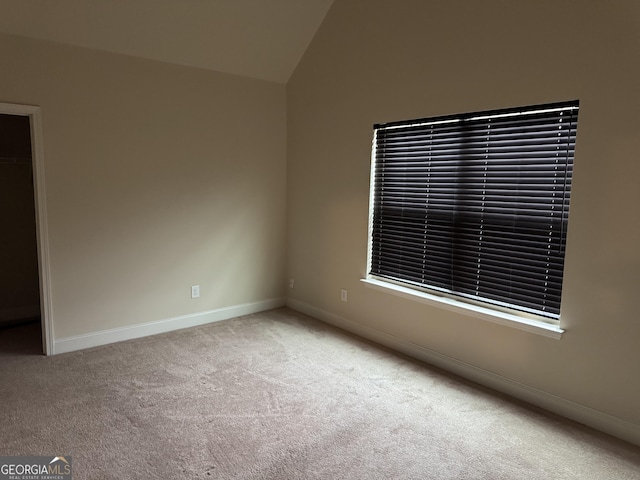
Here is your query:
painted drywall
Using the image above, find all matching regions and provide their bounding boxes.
[0,0,335,84]
[286,0,640,429]
[0,114,39,323]
[0,33,287,340]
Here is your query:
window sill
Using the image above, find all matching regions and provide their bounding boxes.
[360,278,564,340]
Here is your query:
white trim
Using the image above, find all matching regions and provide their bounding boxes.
[286,298,640,447]
[53,297,285,355]
[365,129,377,276]
[0,102,54,355]
[361,278,564,339]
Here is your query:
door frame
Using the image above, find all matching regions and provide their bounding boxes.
[0,102,53,355]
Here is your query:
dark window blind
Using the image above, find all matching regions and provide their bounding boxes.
[370,101,579,319]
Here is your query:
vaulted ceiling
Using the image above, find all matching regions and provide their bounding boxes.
[0,0,334,84]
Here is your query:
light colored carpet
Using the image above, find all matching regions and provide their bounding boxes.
[1,308,639,479]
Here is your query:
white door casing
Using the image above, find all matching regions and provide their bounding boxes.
[0,102,53,355]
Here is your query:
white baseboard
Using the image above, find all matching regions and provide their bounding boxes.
[54,297,285,355]
[286,298,640,447]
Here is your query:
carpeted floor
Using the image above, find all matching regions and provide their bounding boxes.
[1,308,639,479]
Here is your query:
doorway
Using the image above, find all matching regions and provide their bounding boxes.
[0,103,52,355]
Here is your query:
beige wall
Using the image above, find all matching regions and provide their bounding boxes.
[287,0,640,428]
[0,33,287,339]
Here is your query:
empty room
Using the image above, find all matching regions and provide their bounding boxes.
[1,0,639,478]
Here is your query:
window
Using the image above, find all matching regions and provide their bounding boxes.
[367,101,579,322]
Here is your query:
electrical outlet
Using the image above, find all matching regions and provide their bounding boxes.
[191,285,200,298]
[341,289,348,302]
[289,278,295,289]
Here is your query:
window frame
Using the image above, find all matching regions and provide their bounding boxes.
[365,101,579,338]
